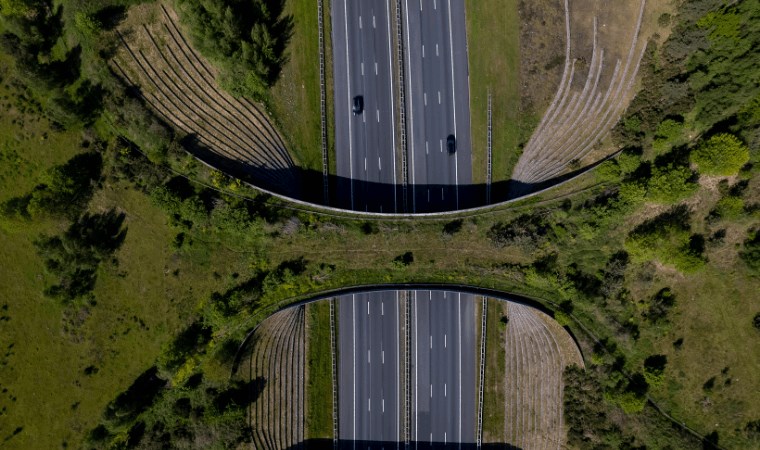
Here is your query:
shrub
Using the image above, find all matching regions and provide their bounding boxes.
[740,227,760,273]
[711,196,745,220]
[488,212,553,249]
[691,134,750,176]
[646,163,698,203]
[643,354,668,386]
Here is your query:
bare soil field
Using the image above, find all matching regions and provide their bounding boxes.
[512,0,672,188]
[498,301,583,449]
[112,3,301,198]
[243,306,306,449]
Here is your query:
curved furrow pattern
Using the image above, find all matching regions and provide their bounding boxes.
[512,0,649,187]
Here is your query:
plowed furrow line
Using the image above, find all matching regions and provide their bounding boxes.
[531,0,647,182]
[141,27,291,172]
[281,308,299,449]
[275,309,299,449]
[266,310,295,450]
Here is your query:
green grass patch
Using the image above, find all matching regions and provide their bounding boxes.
[481,298,507,443]
[305,300,334,440]
[465,0,522,185]
[269,0,323,175]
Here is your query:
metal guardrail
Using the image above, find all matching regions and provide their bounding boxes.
[486,89,493,205]
[477,296,487,447]
[329,298,339,448]
[404,290,412,447]
[395,0,409,212]
[318,0,330,205]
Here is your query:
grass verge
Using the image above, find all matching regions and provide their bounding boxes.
[481,298,507,443]
[465,0,522,185]
[305,300,334,440]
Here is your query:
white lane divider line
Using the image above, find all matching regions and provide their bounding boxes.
[434,0,437,10]
[378,156,382,170]
[382,350,385,364]
[373,15,376,28]
[382,398,385,413]
[430,384,433,398]
[445,383,447,397]
[430,335,432,348]
[438,91,441,104]
[419,0,422,11]
[440,140,443,152]
[359,15,362,29]
[361,62,364,76]
[376,109,380,122]
[422,44,425,58]
[424,92,427,106]
[381,302,384,315]
[445,334,447,348]
[436,43,439,56]
[425,141,429,155]
[364,157,367,171]
[375,62,378,75]
[368,349,370,363]
[368,398,371,411]
[368,301,370,315]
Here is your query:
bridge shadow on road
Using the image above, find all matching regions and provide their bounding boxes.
[185,140,606,214]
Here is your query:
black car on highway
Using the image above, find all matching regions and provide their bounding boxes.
[447,134,456,154]
[353,95,364,115]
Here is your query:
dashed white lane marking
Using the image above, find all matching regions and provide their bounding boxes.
[445,383,447,397]
[382,398,385,413]
[382,350,385,364]
[430,384,433,397]
[381,302,384,315]
[361,62,364,76]
[425,141,429,154]
[436,43,439,56]
[368,301,370,315]
[422,44,425,58]
[434,0,437,10]
[430,335,432,348]
[375,62,378,75]
[438,91,441,104]
[373,15,376,28]
[445,334,447,348]
[378,156,382,170]
[440,140,443,152]
[419,0,422,11]
[376,109,380,122]
[368,398,371,411]
[424,92,427,106]
[359,16,362,29]
[364,157,367,171]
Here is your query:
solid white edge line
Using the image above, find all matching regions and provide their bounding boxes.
[404,0,416,213]
[447,0,459,210]
[344,0,355,210]
[386,0,398,213]
[414,290,418,448]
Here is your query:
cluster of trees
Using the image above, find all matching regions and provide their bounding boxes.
[0,0,104,126]
[488,211,556,250]
[625,205,707,273]
[176,0,293,99]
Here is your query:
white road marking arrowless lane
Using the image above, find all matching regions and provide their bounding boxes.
[361,62,364,75]
[426,141,429,154]
[422,44,425,58]
[364,157,367,171]
[438,91,441,104]
[359,15,362,28]
[440,140,443,153]
[378,157,382,170]
[436,43,439,56]
[368,349,370,363]
[376,109,380,122]
[375,62,378,75]
[373,15,376,28]
[424,92,427,106]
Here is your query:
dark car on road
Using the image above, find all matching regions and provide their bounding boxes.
[447,134,456,154]
[353,95,364,115]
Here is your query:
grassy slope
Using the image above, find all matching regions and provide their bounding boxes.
[481,298,507,443]
[305,300,334,440]
[465,0,521,185]
[269,0,323,174]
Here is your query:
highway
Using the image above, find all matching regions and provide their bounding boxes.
[410,290,476,448]
[337,290,476,448]
[332,0,399,213]
[404,0,473,213]
[338,292,402,447]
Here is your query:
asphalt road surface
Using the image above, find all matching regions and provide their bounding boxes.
[332,0,399,213]
[410,290,476,448]
[337,290,476,448]
[338,292,402,447]
[404,0,473,213]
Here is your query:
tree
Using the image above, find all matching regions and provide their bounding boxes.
[690,134,750,176]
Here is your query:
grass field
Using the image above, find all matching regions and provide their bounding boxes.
[481,298,507,443]
[305,300,335,440]
[269,0,324,175]
[465,0,522,186]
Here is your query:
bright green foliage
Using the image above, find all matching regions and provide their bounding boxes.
[0,0,29,16]
[713,196,745,220]
[653,119,684,152]
[646,163,698,203]
[617,150,642,174]
[698,10,742,44]
[625,206,707,272]
[73,11,102,36]
[691,134,750,176]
